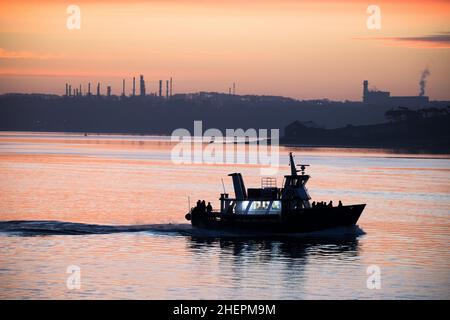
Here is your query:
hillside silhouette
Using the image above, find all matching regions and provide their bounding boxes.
[283,107,450,152]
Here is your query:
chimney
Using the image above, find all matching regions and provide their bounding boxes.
[139,75,146,96]
[363,80,368,102]
[69,85,72,96]
[228,173,247,200]
[166,80,169,98]
[88,83,91,96]
[97,83,100,96]
[122,79,125,96]
[132,77,136,96]
[159,80,162,97]
[170,77,173,96]
[107,86,111,97]
[65,83,68,96]
[233,82,236,95]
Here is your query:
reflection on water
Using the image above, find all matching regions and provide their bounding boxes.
[188,233,360,261]
[0,230,364,300]
[0,132,449,299]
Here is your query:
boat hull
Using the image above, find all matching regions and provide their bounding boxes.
[189,204,365,234]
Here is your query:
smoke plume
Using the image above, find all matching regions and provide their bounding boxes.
[419,68,430,96]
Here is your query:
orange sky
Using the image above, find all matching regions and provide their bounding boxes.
[0,0,449,100]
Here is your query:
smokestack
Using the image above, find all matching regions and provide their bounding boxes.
[79,84,82,96]
[65,83,68,96]
[166,80,169,98]
[139,75,146,96]
[97,83,100,96]
[170,77,173,96]
[363,80,369,102]
[132,77,136,96]
[419,68,430,96]
[107,86,111,97]
[228,173,247,200]
[159,80,162,97]
[69,85,72,96]
[122,79,125,96]
[233,82,236,95]
[88,82,91,95]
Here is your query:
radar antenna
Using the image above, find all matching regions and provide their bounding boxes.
[289,152,310,176]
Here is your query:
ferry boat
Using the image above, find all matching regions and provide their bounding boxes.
[185,153,365,233]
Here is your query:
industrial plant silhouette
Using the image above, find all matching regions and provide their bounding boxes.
[0,74,448,151]
[362,80,429,106]
[64,75,173,99]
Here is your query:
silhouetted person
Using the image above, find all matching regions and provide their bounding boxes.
[196,200,201,208]
[312,201,316,208]
[338,200,343,207]
[201,200,206,213]
[206,202,212,214]
[328,201,333,208]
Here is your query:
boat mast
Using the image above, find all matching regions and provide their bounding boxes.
[289,152,298,176]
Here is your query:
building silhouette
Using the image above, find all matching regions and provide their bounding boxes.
[363,80,429,106]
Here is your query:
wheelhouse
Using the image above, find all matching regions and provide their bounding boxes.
[219,153,312,215]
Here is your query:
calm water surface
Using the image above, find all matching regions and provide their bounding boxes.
[0,132,449,299]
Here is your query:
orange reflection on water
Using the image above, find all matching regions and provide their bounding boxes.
[1,133,449,227]
[1,133,449,299]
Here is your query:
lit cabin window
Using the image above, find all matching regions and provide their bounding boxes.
[238,201,249,213]
[235,200,281,214]
[271,201,281,211]
[251,201,271,211]
[250,200,281,214]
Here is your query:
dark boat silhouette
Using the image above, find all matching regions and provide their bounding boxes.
[185,153,365,234]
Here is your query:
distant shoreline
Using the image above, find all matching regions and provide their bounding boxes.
[279,141,450,155]
[1,129,449,155]
[0,130,170,137]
